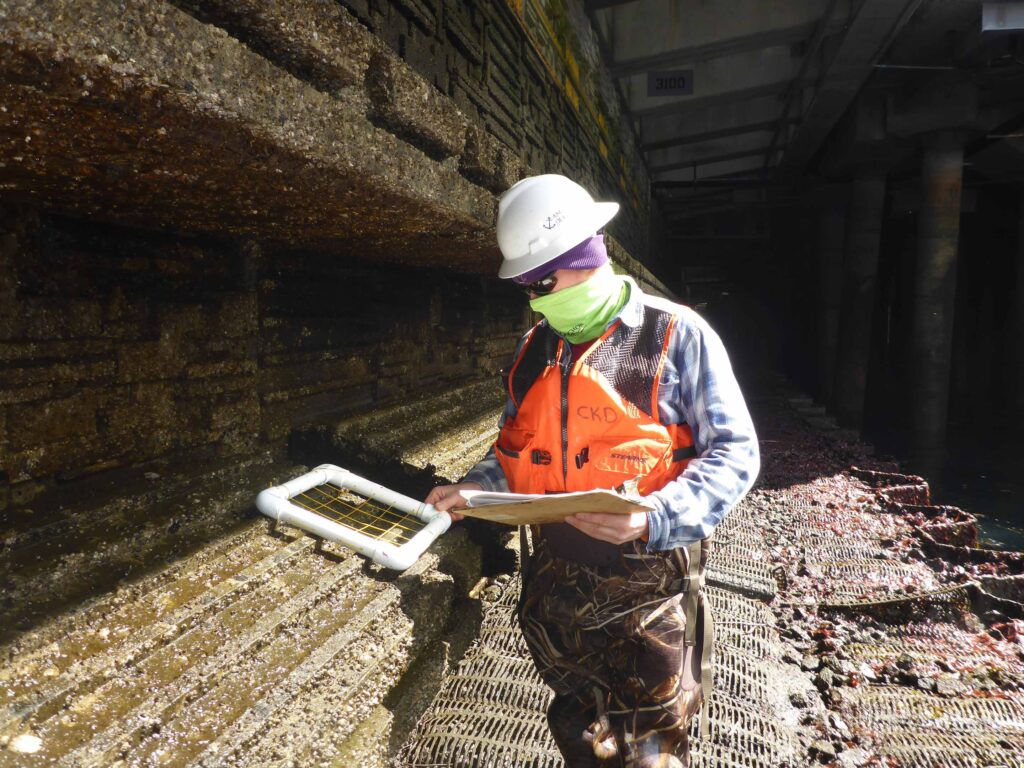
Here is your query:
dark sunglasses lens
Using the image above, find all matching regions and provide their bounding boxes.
[522,273,557,295]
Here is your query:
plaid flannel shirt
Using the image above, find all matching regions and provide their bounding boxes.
[462,278,759,551]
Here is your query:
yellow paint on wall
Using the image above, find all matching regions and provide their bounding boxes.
[564,79,580,110]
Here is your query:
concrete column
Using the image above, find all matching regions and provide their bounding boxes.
[816,186,848,405]
[832,169,886,428]
[1012,193,1024,430]
[909,131,964,469]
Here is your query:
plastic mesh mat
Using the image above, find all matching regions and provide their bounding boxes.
[846,686,1024,733]
[799,540,886,560]
[872,730,1024,767]
[476,623,529,657]
[397,572,796,768]
[710,529,769,549]
[444,648,553,713]
[712,540,772,562]
[845,621,1022,673]
[706,555,778,601]
[822,583,972,621]
[713,647,773,705]
[690,743,794,768]
[704,586,776,627]
[788,521,886,544]
[715,617,779,660]
[476,595,777,706]
[713,506,760,535]
[399,706,562,768]
[685,697,795,763]
[798,559,942,605]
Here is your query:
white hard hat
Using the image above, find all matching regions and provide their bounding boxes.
[496,174,619,279]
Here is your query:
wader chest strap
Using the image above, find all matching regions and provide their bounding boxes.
[519,525,531,570]
[683,539,702,647]
[682,539,714,740]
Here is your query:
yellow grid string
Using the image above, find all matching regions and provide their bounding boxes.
[292,483,426,545]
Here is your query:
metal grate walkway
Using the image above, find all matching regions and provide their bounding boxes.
[396,550,799,768]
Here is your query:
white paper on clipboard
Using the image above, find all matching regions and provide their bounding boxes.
[457,489,653,526]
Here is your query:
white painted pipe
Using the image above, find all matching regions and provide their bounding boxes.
[256,463,451,571]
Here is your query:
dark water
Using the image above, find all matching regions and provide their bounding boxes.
[861,413,1024,551]
[932,448,1024,551]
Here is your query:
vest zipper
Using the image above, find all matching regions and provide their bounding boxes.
[559,343,570,486]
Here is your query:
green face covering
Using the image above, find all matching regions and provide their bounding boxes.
[529,270,629,344]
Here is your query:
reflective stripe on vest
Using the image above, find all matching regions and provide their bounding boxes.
[497,304,695,495]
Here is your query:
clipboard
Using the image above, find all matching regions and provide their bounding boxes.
[458,489,653,525]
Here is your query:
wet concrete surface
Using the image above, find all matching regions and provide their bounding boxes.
[0,384,499,767]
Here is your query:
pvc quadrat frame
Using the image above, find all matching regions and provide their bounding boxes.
[256,464,451,570]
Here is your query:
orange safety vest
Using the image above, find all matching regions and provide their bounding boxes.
[496,303,696,495]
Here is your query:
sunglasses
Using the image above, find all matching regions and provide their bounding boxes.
[518,271,558,296]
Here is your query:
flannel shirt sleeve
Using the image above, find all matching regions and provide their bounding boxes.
[643,308,759,550]
[461,444,509,492]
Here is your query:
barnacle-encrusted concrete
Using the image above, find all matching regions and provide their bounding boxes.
[0,0,497,269]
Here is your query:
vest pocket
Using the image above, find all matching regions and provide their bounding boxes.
[496,428,539,492]
[497,426,534,454]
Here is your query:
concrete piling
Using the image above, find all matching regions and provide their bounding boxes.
[832,169,886,429]
[1014,193,1024,432]
[816,186,848,406]
[909,131,964,470]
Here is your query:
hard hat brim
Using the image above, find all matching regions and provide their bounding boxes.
[498,201,620,279]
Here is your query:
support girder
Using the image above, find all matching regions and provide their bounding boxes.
[650,146,780,174]
[611,22,817,78]
[642,119,797,153]
[632,81,791,120]
[779,0,925,173]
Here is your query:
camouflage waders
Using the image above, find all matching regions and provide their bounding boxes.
[517,533,713,768]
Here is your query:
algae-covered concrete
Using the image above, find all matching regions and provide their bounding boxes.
[0,391,504,767]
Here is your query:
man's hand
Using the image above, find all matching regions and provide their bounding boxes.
[424,482,482,522]
[565,509,650,544]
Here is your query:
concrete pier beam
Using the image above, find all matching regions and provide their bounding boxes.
[910,132,965,469]
[832,169,887,428]
[816,186,848,405]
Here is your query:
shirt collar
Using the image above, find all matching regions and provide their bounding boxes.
[615,276,644,328]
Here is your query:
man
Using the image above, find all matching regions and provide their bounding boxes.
[426,174,759,768]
